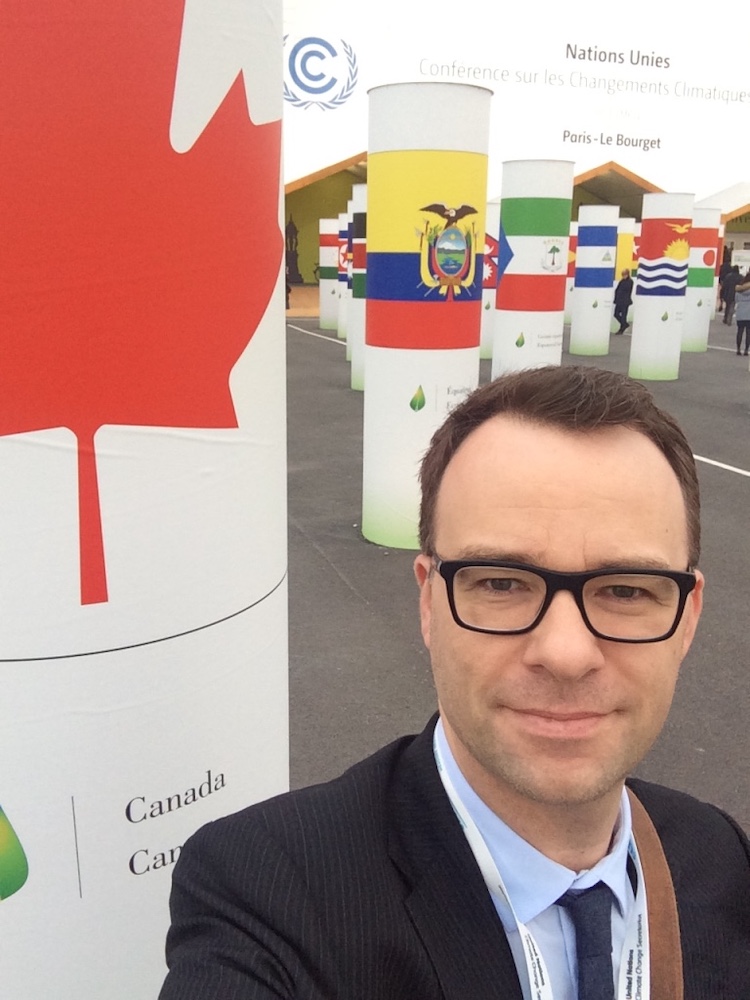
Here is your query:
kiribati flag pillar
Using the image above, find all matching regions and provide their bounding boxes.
[0,2,287,997]
[363,82,490,548]
[629,193,693,381]
[337,210,349,340]
[480,200,501,359]
[345,199,355,361]
[492,160,574,377]
[318,218,339,330]
[683,207,721,352]
[350,184,367,390]
[564,221,577,325]
[569,205,619,355]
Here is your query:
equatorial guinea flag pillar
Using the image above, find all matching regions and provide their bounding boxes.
[569,204,619,355]
[1,2,287,997]
[350,184,367,390]
[492,160,574,376]
[363,82,489,548]
[683,207,721,352]
[318,218,340,330]
[629,192,694,380]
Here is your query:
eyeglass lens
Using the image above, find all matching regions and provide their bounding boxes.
[451,566,682,640]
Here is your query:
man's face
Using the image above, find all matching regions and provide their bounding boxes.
[414,415,703,817]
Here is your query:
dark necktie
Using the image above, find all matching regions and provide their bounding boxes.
[557,882,615,1000]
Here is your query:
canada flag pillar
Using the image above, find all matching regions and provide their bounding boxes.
[0,3,287,996]
[362,82,489,548]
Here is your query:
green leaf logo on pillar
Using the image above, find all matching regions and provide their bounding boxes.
[515,333,525,348]
[0,805,29,900]
[409,386,426,412]
[661,311,669,321]
[592,300,598,309]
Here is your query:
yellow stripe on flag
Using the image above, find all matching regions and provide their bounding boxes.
[368,150,487,254]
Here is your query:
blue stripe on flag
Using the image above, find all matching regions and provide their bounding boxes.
[577,226,618,247]
[498,224,514,281]
[367,252,483,300]
[574,268,616,289]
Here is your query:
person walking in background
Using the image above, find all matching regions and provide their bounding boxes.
[722,265,741,325]
[718,257,732,314]
[734,271,750,354]
[613,268,633,334]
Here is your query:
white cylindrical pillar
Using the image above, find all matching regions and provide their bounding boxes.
[629,193,693,381]
[683,207,721,352]
[569,205,619,355]
[492,160,574,376]
[0,2,287,995]
[363,82,489,548]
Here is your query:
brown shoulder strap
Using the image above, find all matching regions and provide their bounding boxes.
[627,788,684,1000]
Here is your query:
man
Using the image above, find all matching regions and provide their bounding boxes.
[613,269,633,334]
[160,366,750,1000]
[722,265,742,325]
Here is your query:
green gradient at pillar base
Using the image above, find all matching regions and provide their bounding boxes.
[361,507,419,550]
[568,346,610,357]
[0,807,29,900]
[681,342,709,353]
[628,363,679,381]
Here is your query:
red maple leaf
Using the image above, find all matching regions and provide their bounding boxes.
[0,1,283,605]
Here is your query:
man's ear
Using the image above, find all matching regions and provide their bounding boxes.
[680,568,705,659]
[413,554,433,649]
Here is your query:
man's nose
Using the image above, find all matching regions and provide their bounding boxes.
[520,589,606,680]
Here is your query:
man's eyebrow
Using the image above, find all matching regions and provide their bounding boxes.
[445,550,676,571]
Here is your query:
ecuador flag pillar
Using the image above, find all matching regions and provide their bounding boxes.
[569,204,619,356]
[492,160,574,377]
[629,193,693,381]
[362,83,490,548]
[318,218,339,330]
[682,207,721,352]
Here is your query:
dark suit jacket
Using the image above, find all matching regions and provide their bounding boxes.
[160,717,750,999]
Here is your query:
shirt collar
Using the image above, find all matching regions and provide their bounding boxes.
[434,718,633,926]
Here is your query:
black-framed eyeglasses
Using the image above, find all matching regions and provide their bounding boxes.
[433,558,697,644]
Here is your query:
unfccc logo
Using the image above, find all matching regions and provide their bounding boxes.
[283,36,358,110]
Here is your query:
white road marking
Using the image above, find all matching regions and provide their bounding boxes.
[694,455,750,478]
[287,324,345,345]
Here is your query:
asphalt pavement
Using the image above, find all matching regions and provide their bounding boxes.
[287,313,750,830]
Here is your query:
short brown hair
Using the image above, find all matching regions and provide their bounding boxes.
[419,365,700,565]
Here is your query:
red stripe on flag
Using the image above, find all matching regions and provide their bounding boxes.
[353,243,367,269]
[496,273,566,311]
[638,218,691,260]
[689,227,718,247]
[320,234,339,247]
[366,299,481,349]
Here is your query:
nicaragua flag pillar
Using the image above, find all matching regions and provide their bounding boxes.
[362,82,490,548]
[569,204,619,356]
[629,193,694,381]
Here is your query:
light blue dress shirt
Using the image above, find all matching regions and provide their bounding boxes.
[435,719,635,1000]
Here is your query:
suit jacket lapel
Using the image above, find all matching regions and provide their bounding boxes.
[387,717,524,1000]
